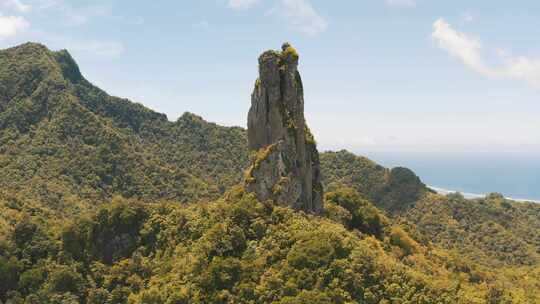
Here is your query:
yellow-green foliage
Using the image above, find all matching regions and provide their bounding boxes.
[281,45,299,61]
[0,43,250,220]
[389,226,422,256]
[1,187,539,303]
[304,125,316,146]
[320,150,427,213]
[272,176,291,195]
[253,143,278,169]
[325,187,388,238]
[406,192,540,267]
[244,143,278,184]
[324,202,352,227]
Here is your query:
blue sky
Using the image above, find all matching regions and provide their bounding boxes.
[1,0,539,155]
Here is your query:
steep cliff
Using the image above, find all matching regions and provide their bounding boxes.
[245,43,324,214]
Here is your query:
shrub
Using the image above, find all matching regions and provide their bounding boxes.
[281,43,299,61]
[325,188,387,238]
[46,265,83,295]
[202,257,242,290]
[12,219,37,247]
[278,290,332,304]
[288,239,335,270]
[0,257,21,296]
[389,226,421,256]
[18,267,46,294]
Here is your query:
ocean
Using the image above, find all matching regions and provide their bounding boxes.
[359,151,540,202]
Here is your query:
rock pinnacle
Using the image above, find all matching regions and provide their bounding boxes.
[245,43,324,214]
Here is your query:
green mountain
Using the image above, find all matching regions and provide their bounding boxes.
[0,43,249,220]
[0,43,538,304]
[320,150,429,214]
[0,42,425,218]
[405,192,540,267]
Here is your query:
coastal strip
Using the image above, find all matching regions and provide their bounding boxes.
[428,186,540,204]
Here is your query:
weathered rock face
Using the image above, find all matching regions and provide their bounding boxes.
[245,43,324,214]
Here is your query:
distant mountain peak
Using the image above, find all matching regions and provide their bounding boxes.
[6,41,49,53]
[53,49,83,84]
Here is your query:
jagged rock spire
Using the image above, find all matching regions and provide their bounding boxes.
[245,43,324,214]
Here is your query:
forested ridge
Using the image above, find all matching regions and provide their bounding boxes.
[0,43,538,303]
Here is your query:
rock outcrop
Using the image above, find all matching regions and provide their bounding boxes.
[245,43,324,214]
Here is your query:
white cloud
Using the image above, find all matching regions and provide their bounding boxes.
[386,0,416,7]
[2,0,31,12]
[432,18,540,87]
[0,15,29,38]
[67,40,125,58]
[278,0,328,36]
[228,0,259,10]
[432,19,488,75]
[500,55,540,87]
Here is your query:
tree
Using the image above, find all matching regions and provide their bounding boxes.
[325,187,387,238]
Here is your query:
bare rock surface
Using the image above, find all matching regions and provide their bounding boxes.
[245,43,324,214]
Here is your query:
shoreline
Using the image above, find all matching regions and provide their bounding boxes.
[428,186,540,204]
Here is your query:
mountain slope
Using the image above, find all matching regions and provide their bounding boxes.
[320,150,429,213]
[403,192,540,267]
[0,43,219,219]
[0,43,426,218]
[1,189,538,303]
[0,42,539,303]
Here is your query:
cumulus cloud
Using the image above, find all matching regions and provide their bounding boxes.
[277,0,328,36]
[432,18,540,87]
[432,19,488,74]
[386,0,416,7]
[228,0,259,10]
[2,0,31,12]
[0,15,29,38]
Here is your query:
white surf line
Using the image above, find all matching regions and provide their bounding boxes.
[506,197,540,204]
[428,186,484,199]
[428,186,540,203]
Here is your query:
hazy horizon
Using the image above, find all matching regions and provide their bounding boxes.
[360,150,540,201]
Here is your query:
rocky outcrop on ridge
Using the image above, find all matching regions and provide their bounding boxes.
[245,43,324,214]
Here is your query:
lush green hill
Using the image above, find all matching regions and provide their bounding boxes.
[320,150,429,214]
[0,43,426,221]
[146,112,249,194]
[1,188,538,303]
[0,43,249,222]
[319,150,540,269]
[403,192,540,267]
[0,42,539,303]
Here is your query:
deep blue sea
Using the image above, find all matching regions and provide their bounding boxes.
[359,151,540,202]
